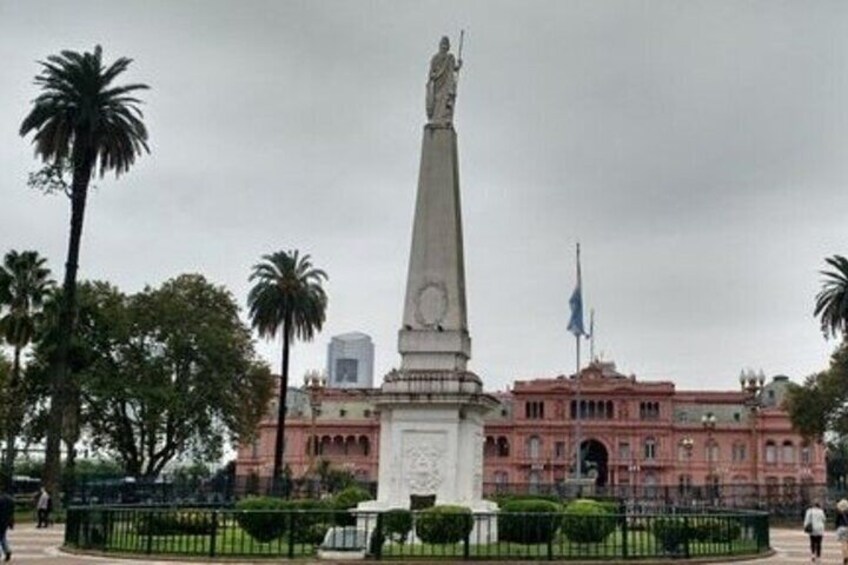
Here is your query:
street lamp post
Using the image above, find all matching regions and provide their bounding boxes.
[628,462,640,500]
[681,437,694,498]
[740,369,765,491]
[702,412,717,502]
[304,370,326,482]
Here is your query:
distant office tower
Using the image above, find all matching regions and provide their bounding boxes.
[327,332,374,389]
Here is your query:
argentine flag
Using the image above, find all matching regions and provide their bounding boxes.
[567,243,586,337]
[567,283,584,337]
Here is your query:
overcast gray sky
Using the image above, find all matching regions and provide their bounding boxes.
[1,0,845,393]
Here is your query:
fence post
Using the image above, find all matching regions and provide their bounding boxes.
[287,512,295,559]
[370,513,383,560]
[620,510,628,559]
[209,510,218,558]
[145,511,153,555]
[463,515,471,560]
[682,516,690,559]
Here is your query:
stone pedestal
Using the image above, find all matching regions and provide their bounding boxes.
[359,370,498,512]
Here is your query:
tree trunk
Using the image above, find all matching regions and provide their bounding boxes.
[43,157,92,499]
[272,313,292,495]
[2,345,21,490]
[62,380,81,499]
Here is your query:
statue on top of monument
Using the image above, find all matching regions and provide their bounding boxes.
[426,34,463,126]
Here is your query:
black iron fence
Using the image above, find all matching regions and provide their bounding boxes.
[65,506,769,561]
[68,474,827,512]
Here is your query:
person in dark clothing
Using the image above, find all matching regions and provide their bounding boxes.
[0,488,14,561]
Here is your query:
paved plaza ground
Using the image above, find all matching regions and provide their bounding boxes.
[0,524,840,564]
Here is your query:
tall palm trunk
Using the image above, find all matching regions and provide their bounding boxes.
[44,156,92,498]
[2,346,22,490]
[272,312,292,494]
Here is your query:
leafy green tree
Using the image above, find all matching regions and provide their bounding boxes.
[247,251,328,486]
[787,344,848,439]
[19,45,150,492]
[815,255,848,341]
[0,250,54,488]
[80,274,272,476]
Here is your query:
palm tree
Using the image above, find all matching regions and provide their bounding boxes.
[19,45,150,493]
[248,250,328,487]
[815,255,848,341]
[0,250,54,488]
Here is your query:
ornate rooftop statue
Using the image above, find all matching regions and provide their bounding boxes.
[426,35,463,126]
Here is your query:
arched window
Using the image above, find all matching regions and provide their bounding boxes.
[484,436,497,458]
[765,441,777,464]
[497,436,510,457]
[606,401,614,419]
[705,440,719,463]
[732,442,747,462]
[494,470,508,485]
[644,437,657,460]
[782,441,795,464]
[358,435,370,456]
[527,435,542,459]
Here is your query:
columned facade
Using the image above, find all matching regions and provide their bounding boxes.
[236,361,826,491]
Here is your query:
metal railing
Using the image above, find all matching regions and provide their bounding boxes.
[64,506,769,561]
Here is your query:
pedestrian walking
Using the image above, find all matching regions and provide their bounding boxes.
[35,488,50,529]
[836,498,848,565]
[0,486,14,561]
[804,500,826,563]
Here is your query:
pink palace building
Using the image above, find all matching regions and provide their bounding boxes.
[236,361,825,496]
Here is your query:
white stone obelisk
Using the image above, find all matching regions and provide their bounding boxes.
[360,36,497,515]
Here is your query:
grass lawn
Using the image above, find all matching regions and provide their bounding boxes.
[77,519,762,560]
[381,529,761,560]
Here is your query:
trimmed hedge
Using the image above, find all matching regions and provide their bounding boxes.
[235,497,331,544]
[135,511,214,536]
[415,505,473,544]
[498,499,562,544]
[331,486,373,527]
[560,499,617,544]
[690,517,741,543]
[651,517,689,553]
[383,509,413,544]
[234,497,289,543]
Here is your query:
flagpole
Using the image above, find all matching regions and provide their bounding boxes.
[574,243,582,481]
[567,242,586,482]
[575,330,582,480]
[589,309,595,363]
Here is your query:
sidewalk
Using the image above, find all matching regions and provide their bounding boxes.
[1,524,842,563]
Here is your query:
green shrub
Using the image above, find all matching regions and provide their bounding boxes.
[235,497,331,544]
[235,497,289,543]
[690,517,741,543]
[382,509,413,544]
[282,500,332,544]
[498,499,562,544]
[135,511,214,536]
[332,486,373,526]
[651,517,690,553]
[415,505,473,544]
[560,499,617,543]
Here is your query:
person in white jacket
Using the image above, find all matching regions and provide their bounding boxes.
[804,501,827,563]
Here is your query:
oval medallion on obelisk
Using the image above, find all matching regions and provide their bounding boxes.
[415,281,448,328]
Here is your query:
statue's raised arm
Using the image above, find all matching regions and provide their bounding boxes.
[426,35,462,126]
